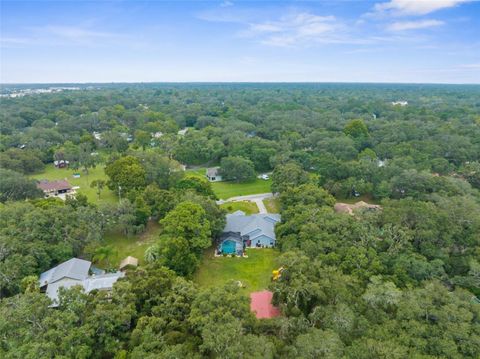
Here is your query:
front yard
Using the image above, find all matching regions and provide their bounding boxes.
[220,201,259,215]
[193,248,278,293]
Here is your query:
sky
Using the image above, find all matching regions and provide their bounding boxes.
[1,0,479,84]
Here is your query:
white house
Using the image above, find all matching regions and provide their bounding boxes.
[206,167,222,182]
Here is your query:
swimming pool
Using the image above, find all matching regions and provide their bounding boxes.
[221,240,236,254]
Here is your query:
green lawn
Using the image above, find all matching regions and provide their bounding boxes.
[336,194,381,205]
[212,179,272,199]
[186,167,272,199]
[30,165,117,204]
[263,197,281,213]
[220,201,259,215]
[193,248,278,293]
[100,221,161,269]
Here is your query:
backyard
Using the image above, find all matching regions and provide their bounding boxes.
[30,164,117,204]
[193,248,278,293]
[99,220,161,269]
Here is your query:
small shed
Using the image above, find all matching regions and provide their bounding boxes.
[119,256,138,271]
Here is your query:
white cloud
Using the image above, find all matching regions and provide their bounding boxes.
[40,25,118,43]
[1,24,128,48]
[458,63,480,69]
[220,1,233,7]
[372,0,471,16]
[239,12,341,47]
[387,19,444,31]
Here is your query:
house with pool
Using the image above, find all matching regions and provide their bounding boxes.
[218,210,281,256]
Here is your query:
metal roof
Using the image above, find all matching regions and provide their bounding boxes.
[224,213,281,241]
[39,258,91,287]
[45,272,125,306]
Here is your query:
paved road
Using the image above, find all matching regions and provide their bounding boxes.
[216,192,274,214]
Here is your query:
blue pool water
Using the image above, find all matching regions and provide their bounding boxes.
[221,240,236,254]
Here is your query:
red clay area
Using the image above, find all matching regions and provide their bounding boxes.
[250,290,281,319]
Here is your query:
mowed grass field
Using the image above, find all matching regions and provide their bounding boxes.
[30,165,117,204]
[101,221,161,268]
[220,200,259,215]
[187,168,272,199]
[193,248,278,293]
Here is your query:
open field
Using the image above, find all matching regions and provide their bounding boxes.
[30,165,117,204]
[100,221,161,268]
[186,167,272,199]
[193,248,278,293]
[263,197,281,213]
[220,201,259,215]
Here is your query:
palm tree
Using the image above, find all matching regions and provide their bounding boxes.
[93,245,117,268]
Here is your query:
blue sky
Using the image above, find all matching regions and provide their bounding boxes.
[1,0,479,83]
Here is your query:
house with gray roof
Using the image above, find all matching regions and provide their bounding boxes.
[206,167,222,182]
[39,258,124,306]
[219,210,281,254]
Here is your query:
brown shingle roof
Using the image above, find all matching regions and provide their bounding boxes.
[37,179,72,192]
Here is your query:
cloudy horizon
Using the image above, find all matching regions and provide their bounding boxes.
[1,0,479,84]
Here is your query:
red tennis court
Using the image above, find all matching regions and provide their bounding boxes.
[250,290,281,319]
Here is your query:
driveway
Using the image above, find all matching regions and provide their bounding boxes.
[217,192,274,214]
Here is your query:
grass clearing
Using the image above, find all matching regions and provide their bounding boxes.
[212,179,272,199]
[186,167,272,199]
[264,197,281,213]
[336,194,381,205]
[220,201,259,215]
[30,165,116,204]
[101,221,161,268]
[193,248,278,293]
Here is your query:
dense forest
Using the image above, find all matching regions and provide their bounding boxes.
[0,83,479,358]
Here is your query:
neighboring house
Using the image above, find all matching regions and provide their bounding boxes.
[39,258,124,306]
[37,179,73,198]
[54,160,69,168]
[391,101,408,106]
[206,167,222,182]
[178,128,188,136]
[152,131,163,138]
[219,210,281,254]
